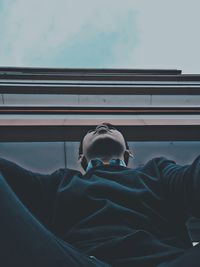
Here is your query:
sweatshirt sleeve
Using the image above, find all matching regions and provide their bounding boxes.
[155,156,200,219]
[0,157,65,226]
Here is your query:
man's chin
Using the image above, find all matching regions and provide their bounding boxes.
[86,136,124,159]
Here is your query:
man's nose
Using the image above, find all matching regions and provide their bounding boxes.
[95,124,109,131]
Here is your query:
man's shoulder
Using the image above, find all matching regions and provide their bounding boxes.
[144,156,176,167]
[133,156,176,176]
[53,167,82,179]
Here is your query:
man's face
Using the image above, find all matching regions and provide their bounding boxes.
[82,123,127,161]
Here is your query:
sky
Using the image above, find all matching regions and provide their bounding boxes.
[0,0,200,73]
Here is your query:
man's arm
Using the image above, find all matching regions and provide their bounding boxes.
[155,156,200,220]
[0,158,65,226]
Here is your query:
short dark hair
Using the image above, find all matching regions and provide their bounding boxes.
[78,122,130,165]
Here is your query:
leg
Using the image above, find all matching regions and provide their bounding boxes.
[0,174,109,267]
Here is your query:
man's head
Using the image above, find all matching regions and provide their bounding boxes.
[78,122,133,171]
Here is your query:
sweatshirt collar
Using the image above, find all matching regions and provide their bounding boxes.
[86,158,126,172]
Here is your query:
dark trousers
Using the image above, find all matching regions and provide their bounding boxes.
[0,174,110,267]
[1,173,200,267]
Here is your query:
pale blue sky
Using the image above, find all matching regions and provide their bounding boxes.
[0,0,200,73]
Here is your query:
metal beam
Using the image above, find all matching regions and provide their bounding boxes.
[0,67,182,75]
[0,67,185,82]
[1,83,200,94]
[0,125,199,142]
[0,106,200,114]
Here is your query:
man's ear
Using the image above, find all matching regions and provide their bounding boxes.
[78,154,88,171]
[123,149,134,166]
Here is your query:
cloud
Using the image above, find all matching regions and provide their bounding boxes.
[0,0,138,67]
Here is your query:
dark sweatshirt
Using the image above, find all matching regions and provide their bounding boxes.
[0,156,199,267]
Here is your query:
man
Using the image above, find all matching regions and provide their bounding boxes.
[0,122,200,267]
